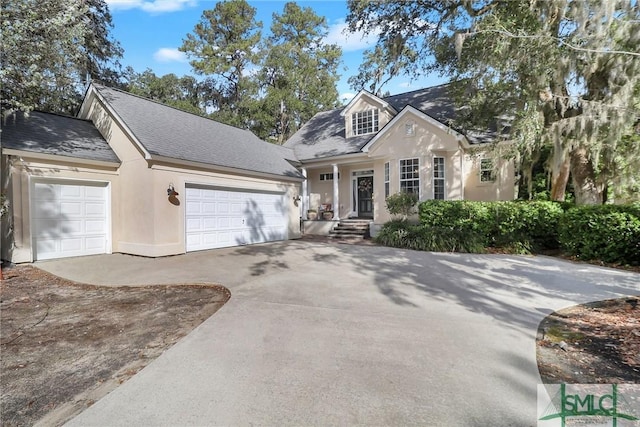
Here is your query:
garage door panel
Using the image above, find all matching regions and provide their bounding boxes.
[60,201,83,217]
[32,181,109,260]
[185,186,288,251]
[85,219,106,233]
[85,202,106,216]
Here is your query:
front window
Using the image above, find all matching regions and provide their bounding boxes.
[351,109,379,136]
[384,162,390,198]
[400,158,420,195]
[320,173,339,181]
[480,158,495,182]
[433,157,445,200]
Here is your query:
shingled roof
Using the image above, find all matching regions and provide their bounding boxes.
[1,111,120,164]
[91,84,302,180]
[284,83,497,161]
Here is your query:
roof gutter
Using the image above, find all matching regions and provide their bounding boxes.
[2,148,120,169]
[148,155,305,182]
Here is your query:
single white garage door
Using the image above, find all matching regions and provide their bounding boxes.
[32,181,109,260]
[185,186,288,251]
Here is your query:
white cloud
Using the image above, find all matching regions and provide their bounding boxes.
[340,92,357,104]
[153,47,188,63]
[324,19,380,52]
[398,82,412,88]
[106,0,197,13]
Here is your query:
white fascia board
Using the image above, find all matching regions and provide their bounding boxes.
[362,105,470,153]
[340,90,397,117]
[149,155,305,183]
[2,148,120,169]
[297,152,369,167]
[82,84,153,160]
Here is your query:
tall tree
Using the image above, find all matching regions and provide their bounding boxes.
[180,0,262,129]
[256,2,341,143]
[1,0,122,115]
[347,0,640,204]
[124,68,206,116]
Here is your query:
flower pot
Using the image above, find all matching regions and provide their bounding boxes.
[322,211,334,220]
[307,210,317,220]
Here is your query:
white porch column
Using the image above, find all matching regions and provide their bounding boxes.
[332,163,339,220]
[301,167,308,219]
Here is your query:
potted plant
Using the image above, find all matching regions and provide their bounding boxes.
[322,210,334,220]
[307,209,318,220]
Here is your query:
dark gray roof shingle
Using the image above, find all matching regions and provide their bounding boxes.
[1,111,120,164]
[93,85,302,179]
[285,83,498,160]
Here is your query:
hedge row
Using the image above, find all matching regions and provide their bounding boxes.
[558,203,640,265]
[418,200,566,250]
[375,200,640,266]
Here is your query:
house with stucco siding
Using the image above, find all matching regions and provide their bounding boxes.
[1,82,514,263]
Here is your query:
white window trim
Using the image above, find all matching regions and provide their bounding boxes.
[351,109,379,136]
[384,162,390,199]
[399,157,421,198]
[404,121,415,137]
[479,158,496,183]
[320,173,339,181]
[433,156,446,200]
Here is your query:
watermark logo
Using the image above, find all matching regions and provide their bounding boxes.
[538,384,640,426]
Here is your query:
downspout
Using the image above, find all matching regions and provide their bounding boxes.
[301,167,308,219]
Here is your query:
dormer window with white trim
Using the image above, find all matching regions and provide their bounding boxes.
[351,109,379,136]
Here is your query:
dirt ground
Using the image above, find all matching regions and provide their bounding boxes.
[0,265,229,427]
[537,296,640,384]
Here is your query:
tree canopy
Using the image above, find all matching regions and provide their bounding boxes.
[1,0,122,115]
[180,0,342,142]
[347,0,640,204]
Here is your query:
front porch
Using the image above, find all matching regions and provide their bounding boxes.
[300,161,376,222]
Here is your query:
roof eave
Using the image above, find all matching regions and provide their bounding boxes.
[81,84,153,161]
[2,148,121,169]
[148,155,304,182]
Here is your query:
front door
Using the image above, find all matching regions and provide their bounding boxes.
[357,176,373,218]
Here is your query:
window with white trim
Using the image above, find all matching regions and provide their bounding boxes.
[433,157,445,200]
[480,158,495,182]
[320,173,339,181]
[384,162,390,198]
[399,158,420,195]
[351,109,379,136]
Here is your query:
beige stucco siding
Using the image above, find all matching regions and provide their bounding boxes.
[2,156,120,263]
[463,153,516,201]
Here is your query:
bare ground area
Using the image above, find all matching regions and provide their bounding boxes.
[537,296,640,384]
[0,265,230,427]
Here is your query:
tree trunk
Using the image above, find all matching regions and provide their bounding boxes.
[570,146,602,205]
[550,156,570,201]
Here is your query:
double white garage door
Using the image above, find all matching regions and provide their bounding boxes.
[185,186,288,251]
[32,181,109,261]
[31,181,287,260]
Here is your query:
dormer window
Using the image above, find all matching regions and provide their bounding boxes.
[351,109,379,136]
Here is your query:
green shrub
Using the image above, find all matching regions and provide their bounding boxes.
[374,220,485,253]
[418,200,564,251]
[559,204,640,265]
[385,192,419,218]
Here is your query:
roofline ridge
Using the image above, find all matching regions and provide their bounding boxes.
[91,83,255,135]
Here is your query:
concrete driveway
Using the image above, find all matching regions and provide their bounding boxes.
[37,240,639,426]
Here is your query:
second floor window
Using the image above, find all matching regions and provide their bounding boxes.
[351,109,379,136]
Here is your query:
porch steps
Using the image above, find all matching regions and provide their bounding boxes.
[328,219,370,240]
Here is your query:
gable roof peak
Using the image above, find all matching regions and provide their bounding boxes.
[339,89,396,117]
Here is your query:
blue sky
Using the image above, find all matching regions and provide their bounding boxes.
[106,0,446,103]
